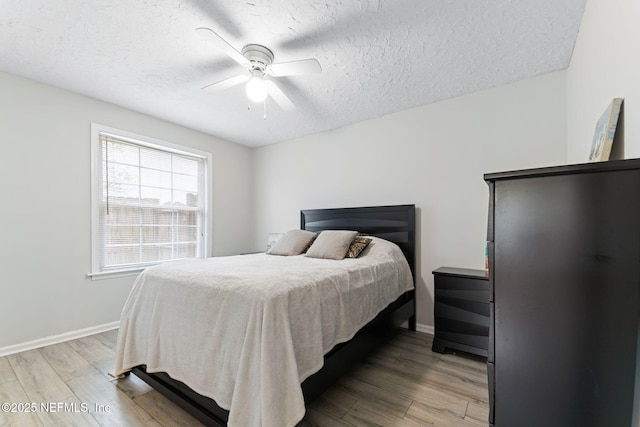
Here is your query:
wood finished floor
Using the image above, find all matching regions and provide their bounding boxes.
[0,329,488,426]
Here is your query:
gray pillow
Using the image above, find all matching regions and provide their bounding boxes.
[305,230,359,260]
[267,229,317,256]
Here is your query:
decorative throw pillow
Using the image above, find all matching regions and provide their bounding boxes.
[267,229,317,256]
[305,230,359,260]
[346,236,373,258]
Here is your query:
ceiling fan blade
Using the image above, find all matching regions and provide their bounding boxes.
[195,27,248,66]
[202,73,249,92]
[267,58,321,77]
[189,2,243,39]
[280,1,381,50]
[264,80,295,111]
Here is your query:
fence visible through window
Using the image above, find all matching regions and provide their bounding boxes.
[91,127,209,276]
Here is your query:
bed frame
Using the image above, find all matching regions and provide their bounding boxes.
[130,204,416,426]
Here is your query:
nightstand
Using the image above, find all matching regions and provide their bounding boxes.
[432,267,489,357]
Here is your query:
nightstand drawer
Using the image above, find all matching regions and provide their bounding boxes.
[435,300,490,324]
[436,288,490,304]
[435,275,489,292]
[432,267,489,357]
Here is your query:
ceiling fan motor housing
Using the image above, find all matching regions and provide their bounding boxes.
[241,44,274,72]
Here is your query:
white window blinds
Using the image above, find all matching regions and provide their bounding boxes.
[91,126,209,276]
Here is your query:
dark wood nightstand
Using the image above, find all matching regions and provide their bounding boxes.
[432,267,489,357]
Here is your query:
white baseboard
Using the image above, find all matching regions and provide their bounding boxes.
[416,323,435,335]
[0,320,433,357]
[0,321,120,357]
[400,321,434,335]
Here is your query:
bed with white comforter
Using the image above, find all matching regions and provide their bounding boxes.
[114,236,413,427]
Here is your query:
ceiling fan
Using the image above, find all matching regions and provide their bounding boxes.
[196,27,322,112]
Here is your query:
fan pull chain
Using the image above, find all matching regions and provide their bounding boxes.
[246,99,268,119]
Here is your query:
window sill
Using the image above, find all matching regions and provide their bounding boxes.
[87,268,145,280]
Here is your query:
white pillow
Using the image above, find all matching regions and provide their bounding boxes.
[267,229,317,256]
[305,230,358,260]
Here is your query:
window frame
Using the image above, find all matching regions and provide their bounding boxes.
[89,123,212,279]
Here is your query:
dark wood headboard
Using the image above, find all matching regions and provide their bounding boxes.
[300,204,416,277]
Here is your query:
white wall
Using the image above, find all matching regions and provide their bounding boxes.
[0,71,253,351]
[566,0,640,161]
[566,0,640,423]
[253,71,567,331]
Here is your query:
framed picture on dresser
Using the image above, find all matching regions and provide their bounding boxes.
[588,97,623,162]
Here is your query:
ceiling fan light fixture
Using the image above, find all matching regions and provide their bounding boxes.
[198,29,311,111]
[246,71,268,103]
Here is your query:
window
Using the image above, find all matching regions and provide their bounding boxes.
[90,124,211,278]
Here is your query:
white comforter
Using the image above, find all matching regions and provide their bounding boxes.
[114,237,413,427]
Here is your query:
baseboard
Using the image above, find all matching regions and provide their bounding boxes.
[0,320,433,357]
[416,323,435,335]
[400,320,434,335]
[0,321,120,357]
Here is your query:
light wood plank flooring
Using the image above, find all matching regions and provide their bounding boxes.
[0,329,488,426]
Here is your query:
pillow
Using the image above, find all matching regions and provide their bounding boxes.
[305,230,359,260]
[346,236,373,258]
[267,229,317,256]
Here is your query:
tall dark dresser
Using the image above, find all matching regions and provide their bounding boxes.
[484,159,640,427]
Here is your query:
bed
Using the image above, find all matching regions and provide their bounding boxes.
[114,204,416,427]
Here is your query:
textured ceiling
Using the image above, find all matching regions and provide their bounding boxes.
[0,0,586,147]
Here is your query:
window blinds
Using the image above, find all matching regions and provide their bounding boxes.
[98,134,205,271]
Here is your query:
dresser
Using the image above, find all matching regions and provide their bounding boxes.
[485,159,640,427]
[432,267,489,357]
